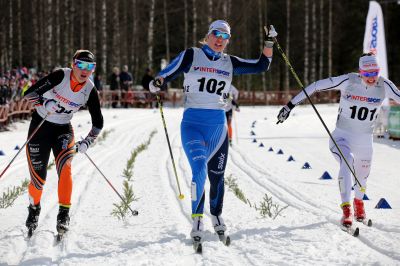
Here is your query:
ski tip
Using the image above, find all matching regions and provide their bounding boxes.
[56,233,65,242]
[27,228,34,238]
[353,227,360,237]
[197,244,202,254]
[367,219,372,227]
[193,243,202,254]
[225,236,231,246]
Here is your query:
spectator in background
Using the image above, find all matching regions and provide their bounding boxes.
[141,68,154,108]
[119,65,133,107]
[120,65,133,91]
[141,68,154,90]
[94,73,103,91]
[0,77,9,105]
[109,67,120,108]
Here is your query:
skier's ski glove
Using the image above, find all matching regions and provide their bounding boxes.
[76,139,90,153]
[149,78,163,93]
[265,25,278,48]
[26,93,44,107]
[277,101,295,124]
[268,25,278,38]
[76,127,101,153]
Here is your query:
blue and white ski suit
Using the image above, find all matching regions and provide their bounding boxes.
[158,45,271,217]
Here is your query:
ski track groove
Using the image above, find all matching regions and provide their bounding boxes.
[14,115,156,265]
[230,142,400,262]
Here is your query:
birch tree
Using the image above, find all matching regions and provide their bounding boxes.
[310,0,316,82]
[147,0,155,69]
[319,0,324,79]
[163,0,170,62]
[207,0,213,24]
[101,0,107,74]
[16,0,22,66]
[8,1,13,67]
[258,0,266,92]
[285,0,291,90]
[54,0,60,64]
[328,0,332,76]
[192,0,197,47]
[184,0,188,49]
[45,0,53,68]
[303,0,309,85]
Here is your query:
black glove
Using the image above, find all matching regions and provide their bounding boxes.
[277,101,295,124]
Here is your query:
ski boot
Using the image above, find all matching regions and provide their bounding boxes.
[56,206,70,241]
[354,198,372,226]
[340,203,360,236]
[211,215,230,246]
[26,204,41,237]
[190,216,204,254]
[340,203,353,228]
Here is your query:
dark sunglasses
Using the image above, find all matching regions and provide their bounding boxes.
[212,30,230,40]
[360,70,379,77]
[74,59,96,71]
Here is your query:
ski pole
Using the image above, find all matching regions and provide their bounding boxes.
[83,152,139,216]
[266,26,365,192]
[154,80,184,200]
[0,113,48,180]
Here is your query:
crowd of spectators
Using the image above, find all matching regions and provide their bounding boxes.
[0,65,167,109]
[0,67,49,106]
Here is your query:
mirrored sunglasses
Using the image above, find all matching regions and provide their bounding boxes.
[212,30,230,40]
[74,60,96,71]
[360,70,379,77]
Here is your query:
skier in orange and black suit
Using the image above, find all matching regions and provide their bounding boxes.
[23,50,103,236]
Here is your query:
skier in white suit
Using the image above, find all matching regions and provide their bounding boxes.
[277,52,400,228]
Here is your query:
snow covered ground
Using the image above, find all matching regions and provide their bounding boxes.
[0,104,399,265]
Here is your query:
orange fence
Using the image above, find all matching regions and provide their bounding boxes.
[0,90,340,128]
[0,98,32,126]
[97,89,339,107]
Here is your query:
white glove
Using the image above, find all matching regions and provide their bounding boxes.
[268,25,278,38]
[277,105,292,124]
[149,80,161,94]
[75,139,90,153]
[235,106,240,112]
[44,99,60,113]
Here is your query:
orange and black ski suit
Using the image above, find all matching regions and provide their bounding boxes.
[24,69,103,208]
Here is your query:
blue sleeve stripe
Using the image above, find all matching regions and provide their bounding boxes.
[159,51,186,78]
[384,80,400,98]
[232,57,259,64]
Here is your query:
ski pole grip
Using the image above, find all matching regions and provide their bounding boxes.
[154,78,162,87]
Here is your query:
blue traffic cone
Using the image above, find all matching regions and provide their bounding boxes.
[277,149,284,154]
[287,155,295,162]
[375,198,392,209]
[78,124,82,128]
[268,147,273,152]
[0,150,5,156]
[259,143,264,147]
[320,171,332,180]
[252,139,257,143]
[14,145,20,150]
[302,162,311,169]
[363,194,369,200]
[250,131,256,136]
